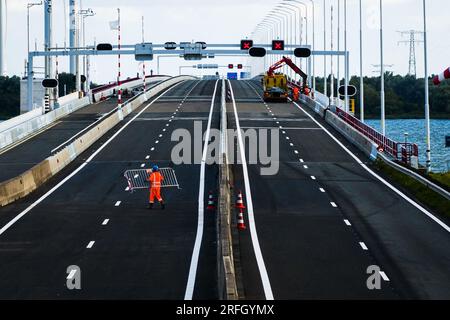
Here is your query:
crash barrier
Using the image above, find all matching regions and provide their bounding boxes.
[300,94,378,160]
[377,152,450,201]
[124,168,180,191]
[91,75,170,103]
[335,106,419,163]
[300,91,419,165]
[0,76,195,207]
[0,95,90,152]
[217,78,239,300]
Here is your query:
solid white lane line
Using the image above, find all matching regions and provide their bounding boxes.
[0,80,188,237]
[380,271,390,281]
[344,219,352,226]
[359,242,368,250]
[228,79,274,300]
[184,79,219,300]
[102,219,109,225]
[319,188,325,193]
[114,201,121,207]
[67,269,77,280]
[86,241,95,249]
[292,100,450,233]
[330,202,338,208]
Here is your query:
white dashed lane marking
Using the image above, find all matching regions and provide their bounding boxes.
[319,188,325,192]
[311,176,316,180]
[330,202,338,208]
[344,219,351,226]
[151,147,155,151]
[380,271,390,281]
[114,201,121,207]
[145,155,150,159]
[102,219,109,225]
[140,164,145,168]
[303,165,308,169]
[359,242,368,250]
[86,241,95,249]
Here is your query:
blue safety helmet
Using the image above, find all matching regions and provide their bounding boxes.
[152,165,159,172]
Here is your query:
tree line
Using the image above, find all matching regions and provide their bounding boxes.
[0,73,98,120]
[314,72,450,119]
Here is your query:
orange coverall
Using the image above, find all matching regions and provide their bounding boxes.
[293,87,300,101]
[148,171,164,203]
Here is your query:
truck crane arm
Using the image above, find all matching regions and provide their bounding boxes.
[267,56,308,87]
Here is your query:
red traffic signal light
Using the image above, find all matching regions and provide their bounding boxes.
[240,40,254,50]
[272,40,285,51]
[237,64,243,69]
[228,64,234,69]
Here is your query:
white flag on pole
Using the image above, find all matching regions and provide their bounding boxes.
[109,20,119,30]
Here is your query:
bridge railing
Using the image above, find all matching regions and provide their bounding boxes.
[288,81,419,164]
[334,106,419,162]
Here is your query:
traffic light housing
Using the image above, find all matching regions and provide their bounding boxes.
[237,64,243,69]
[272,40,285,51]
[228,64,234,69]
[42,78,58,88]
[294,48,311,58]
[96,43,113,51]
[249,47,266,57]
[240,40,254,50]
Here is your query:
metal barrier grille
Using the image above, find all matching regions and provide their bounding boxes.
[124,168,180,191]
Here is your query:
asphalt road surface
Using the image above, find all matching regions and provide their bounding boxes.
[227,79,450,300]
[0,80,221,299]
[0,80,164,183]
[0,78,448,300]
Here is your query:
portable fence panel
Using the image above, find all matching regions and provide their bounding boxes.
[124,168,180,191]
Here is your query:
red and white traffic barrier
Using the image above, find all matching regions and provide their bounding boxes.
[433,67,450,85]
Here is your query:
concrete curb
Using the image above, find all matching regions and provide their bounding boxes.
[217,78,238,300]
[0,76,195,207]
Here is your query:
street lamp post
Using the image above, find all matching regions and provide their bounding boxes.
[379,0,386,135]
[79,8,95,93]
[422,0,431,172]
[359,0,364,122]
[27,2,43,61]
[323,0,327,97]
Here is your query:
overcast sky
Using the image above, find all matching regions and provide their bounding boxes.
[4,0,450,84]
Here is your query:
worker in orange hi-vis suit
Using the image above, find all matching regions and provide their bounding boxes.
[147,165,165,210]
[292,86,300,101]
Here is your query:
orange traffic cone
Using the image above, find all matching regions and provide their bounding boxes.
[236,190,246,209]
[237,209,246,230]
[207,191,215,211]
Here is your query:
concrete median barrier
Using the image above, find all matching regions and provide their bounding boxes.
[0,76,195,207]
